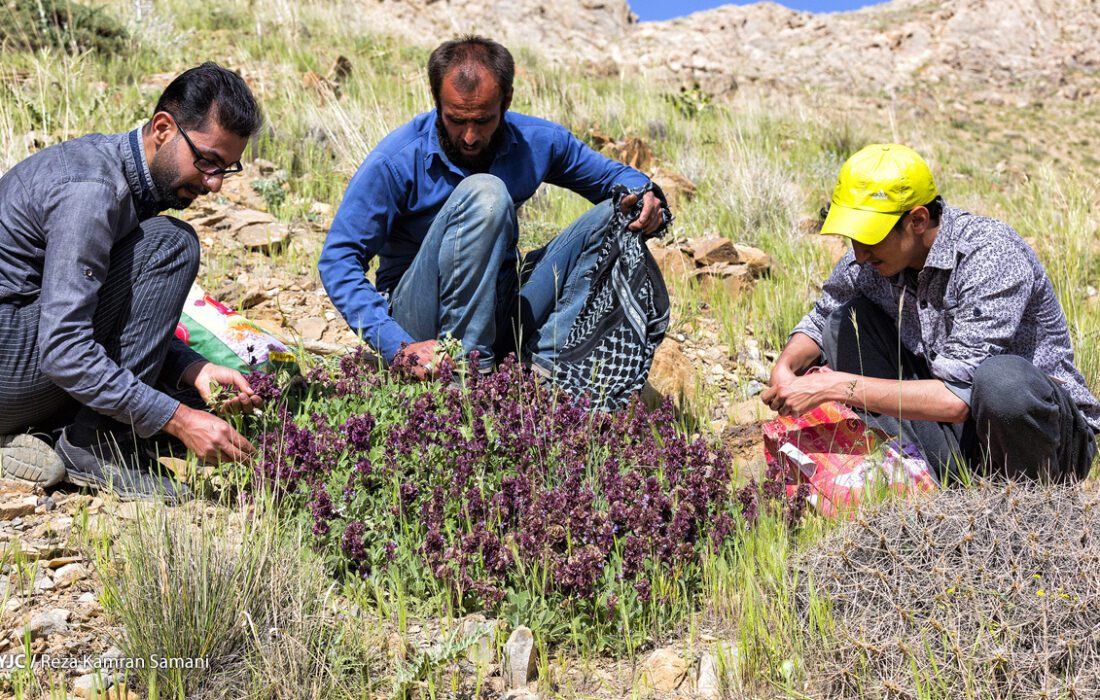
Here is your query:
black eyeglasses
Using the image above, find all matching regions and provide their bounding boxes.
[168,114,243,177]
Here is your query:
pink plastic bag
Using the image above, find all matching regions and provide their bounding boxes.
[763,384,936,517]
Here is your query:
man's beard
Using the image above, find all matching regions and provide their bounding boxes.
[435,114,506,174]
[149,142,203,210]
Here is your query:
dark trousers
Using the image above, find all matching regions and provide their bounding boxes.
[0,216,199,435]
[822,296,1096,483]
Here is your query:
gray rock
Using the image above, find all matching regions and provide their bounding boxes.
[696,652,720,699]
[459,614,495,667]
[504,626,537,688]
[32,569,55,592]
[53,562,88,588]
[26,608,70,638]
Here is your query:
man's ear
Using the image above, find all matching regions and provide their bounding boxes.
[906,205,931,235]
[502,88,513,113]
[148,111,176,148]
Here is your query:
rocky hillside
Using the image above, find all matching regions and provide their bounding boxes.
[356,0,1100,100]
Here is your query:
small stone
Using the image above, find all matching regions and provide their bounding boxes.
[41,496,57,512]
[26,608,70,639]
[696,653,721,699]
[643,647,687,692]
[733,244,771,274]
[691,263,753,297]
[647,341,696,403]
[78,592,98,605]
[33,570,56,591]
[53,563,88,588]
[293,317,329,342]
[504,626,537,688]
[502,691,539,700]
[745,380,766,396]
[647,241,694,279]
[459,614,495,667]
[3,597,22,615]
[650,168,697,211]
[73,671,114,698]
[237,222,291,253]
[688,237,739,266]
[0,496,38,520]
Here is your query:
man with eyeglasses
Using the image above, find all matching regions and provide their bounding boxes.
[0,62,263,501]
[761,144,1099,482]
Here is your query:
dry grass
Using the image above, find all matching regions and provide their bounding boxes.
[795,481,1100,699]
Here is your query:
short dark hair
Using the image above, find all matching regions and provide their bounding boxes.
[427,35,514,107]
[153,62,263,138]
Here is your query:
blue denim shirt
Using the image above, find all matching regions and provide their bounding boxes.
[792,205,1100,429]
[318,110,650,361]
[0,129,204,437]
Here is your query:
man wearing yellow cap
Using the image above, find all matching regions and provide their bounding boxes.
[762,144,1099,481]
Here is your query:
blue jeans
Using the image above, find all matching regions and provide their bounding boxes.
[389,174,613,368]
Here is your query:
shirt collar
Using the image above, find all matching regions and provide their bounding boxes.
[922,204,965,271]
[123,127,166,219]
[425,110,518,174]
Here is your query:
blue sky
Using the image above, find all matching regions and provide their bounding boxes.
[632,0,882,21]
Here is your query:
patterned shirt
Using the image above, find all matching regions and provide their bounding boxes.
[792,204,1100,429]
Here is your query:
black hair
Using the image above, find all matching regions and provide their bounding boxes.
[153,62,263,138]
[427,35,514,108]
[924,195,944,225]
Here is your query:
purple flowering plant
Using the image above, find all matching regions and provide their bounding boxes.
[245,348,804,652]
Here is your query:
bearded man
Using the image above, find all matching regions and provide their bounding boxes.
[319,35,667,379]
[0,62,264,500]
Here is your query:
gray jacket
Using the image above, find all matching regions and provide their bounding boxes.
[0,129,203,437]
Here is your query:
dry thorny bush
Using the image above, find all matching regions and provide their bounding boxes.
[795,480,1100,699]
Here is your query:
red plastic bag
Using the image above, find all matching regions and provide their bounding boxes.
[763,389,937,518]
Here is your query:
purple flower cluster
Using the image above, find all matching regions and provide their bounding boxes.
[249,352,810,633]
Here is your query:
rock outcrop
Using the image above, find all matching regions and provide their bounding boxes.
[353,0,1100,100]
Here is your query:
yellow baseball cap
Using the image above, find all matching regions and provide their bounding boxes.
[822,144,938,245]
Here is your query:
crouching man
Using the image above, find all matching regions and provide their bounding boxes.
[762,144,1099,482]
[318,35,666,380]
[0,63,264,501]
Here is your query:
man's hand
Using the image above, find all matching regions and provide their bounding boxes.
[622,191,665,234]
[394,339,440,380]
[182,360,263,414]
[769,361,799,390]
[761,371,844,418]
[162,404,255,464]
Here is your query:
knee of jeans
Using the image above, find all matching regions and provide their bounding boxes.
[452,174,512,224]
[140,216,200,274]
[971,354,1046,423]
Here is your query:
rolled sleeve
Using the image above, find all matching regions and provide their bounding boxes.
[37,182,181,437]
[319,155,416,362]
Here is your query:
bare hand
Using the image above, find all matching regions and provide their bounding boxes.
[761,372,846,418]
[769,361,798,390]
[182,361,263,414]
[622,191,665,234]
[163,404,255,464]
[394,339,440,381]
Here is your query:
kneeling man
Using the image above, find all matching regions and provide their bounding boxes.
[319,35,666,379]
[0,63,264,500]
[762,144,1099,482]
